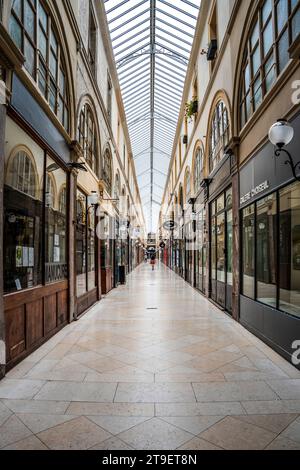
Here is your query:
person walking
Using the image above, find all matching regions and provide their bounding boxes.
[150,254,156,271]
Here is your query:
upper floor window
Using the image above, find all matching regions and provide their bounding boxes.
[78,104,98,174]
[103,148,112,195]
[240,0,300,128]
[9,0,69,131]
[194,147,203,195]
[114,172,120,208]
[88,4,97,78]
[209,100,230,173]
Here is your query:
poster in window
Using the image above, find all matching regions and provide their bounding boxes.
[16,246,22,267]
[28,248,34,267]
[54,247,60,263]
[22,247,29,267]
[54,234,60,246]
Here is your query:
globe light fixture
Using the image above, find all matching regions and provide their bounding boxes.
[269,120,299,181]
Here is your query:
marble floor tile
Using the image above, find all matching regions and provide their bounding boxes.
[192,380,278,402]
[118,418,193,450]
[267,379,300,400]
[34,381,117,402]
[66,402,155,417]
[37,416,112,450]
[281,416,300,443]
[265,436,300,450]
[16,413,78,434]
[160,416,224,435]
[2,399,69,415]
[198,416,277,450]
[89,437,133,450]
[2,435,48,450]
[178,437,223,450]
[0,415,33,449]
[234,413,298,434]
[87,416,151,434]
[115,383,196,403]
[0,379,45,400]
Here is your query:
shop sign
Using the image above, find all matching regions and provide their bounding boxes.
[240,180,269,205]
[163,220,177,231]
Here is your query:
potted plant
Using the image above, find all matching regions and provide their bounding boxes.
[185,96,198,122]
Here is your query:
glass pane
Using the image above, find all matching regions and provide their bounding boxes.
[10,15,22,49]
[39,27,47,59]
[263,18,273,57]
[50,50,58,78]
[88,210,96,291]
[4,149,43,294]
[250,21,259,50]
[276,0,289,33]
[24,0,35,40]
[217,194,224,213]
[76,189,87,296]
[211,216,216,280]
[12,0,22,17]
[253,76,262,110]
[227,209,233,286]
[279,181,300,318]
[24,37,35,77]
[217,213,225,282]
[45,157,67,284]
[252,45,261,76]
[292,7,300,42]
[278,27,290,73]
[243,204,255,298]
[38,61,47,96]
[257,194,277,307]
[49,81,56,112]
[262,0,272,24]
[244,63,250,91]
[264,53,276,92]
[38,1,48,31]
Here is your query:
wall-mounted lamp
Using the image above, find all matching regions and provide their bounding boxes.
[269,120,299,181]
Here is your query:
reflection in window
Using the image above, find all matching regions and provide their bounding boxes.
[194,147,203,195]
[103,149,112,195]
[209,101,230,173]
[240,0,300,128]
[4,148,42,293]
[242,204,255,299]
[9,0,69,130]
[256,194,277,307]
[279,182,300,317]
[45,157,67,284]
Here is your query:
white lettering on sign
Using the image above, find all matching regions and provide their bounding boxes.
[240,181,269,205]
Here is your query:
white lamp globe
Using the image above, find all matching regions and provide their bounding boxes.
[269,120,294,147]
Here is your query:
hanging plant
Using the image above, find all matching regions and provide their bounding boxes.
[185,96,198,121]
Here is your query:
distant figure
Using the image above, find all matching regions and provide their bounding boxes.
[150,254,156,271]
[144,254,148,263]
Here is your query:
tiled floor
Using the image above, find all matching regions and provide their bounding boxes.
[1,263,300,450]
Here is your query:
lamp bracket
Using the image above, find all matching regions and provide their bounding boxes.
[275,147,300,182]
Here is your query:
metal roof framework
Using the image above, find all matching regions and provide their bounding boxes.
[104,0,200,232]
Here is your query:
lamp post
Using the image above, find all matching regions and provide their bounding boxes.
[269,119,300,181]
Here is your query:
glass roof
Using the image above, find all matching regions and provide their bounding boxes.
[104,0,201,232]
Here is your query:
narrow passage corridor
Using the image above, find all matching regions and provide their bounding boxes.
[0,264,300,450]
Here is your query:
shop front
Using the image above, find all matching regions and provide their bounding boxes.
[208,154,233,314]
[3,75,71,369]
[100,212,114,294]
[240,112,300,366]
[194,195,207,295]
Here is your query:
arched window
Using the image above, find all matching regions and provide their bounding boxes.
[240,0,300,128]
[8,150,38,198]
[103,148,112,195]
[185,169,191,203]
[78,104,98,173]
[9,0,70,130]
[194,147,203,195]
[209,101,230,173]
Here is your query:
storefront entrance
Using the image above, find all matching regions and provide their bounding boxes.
[210,187,233,313]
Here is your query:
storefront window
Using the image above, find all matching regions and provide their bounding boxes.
[217,213,225,282]
[242,182,300,319]
[256,194,277,307]
[242,204,255,298]
[279,182,300,317]
[76,189,97,296]
[45,157,67,284]
[76,190,87,297]
[4,149,42,293]
[227,209,233,286]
